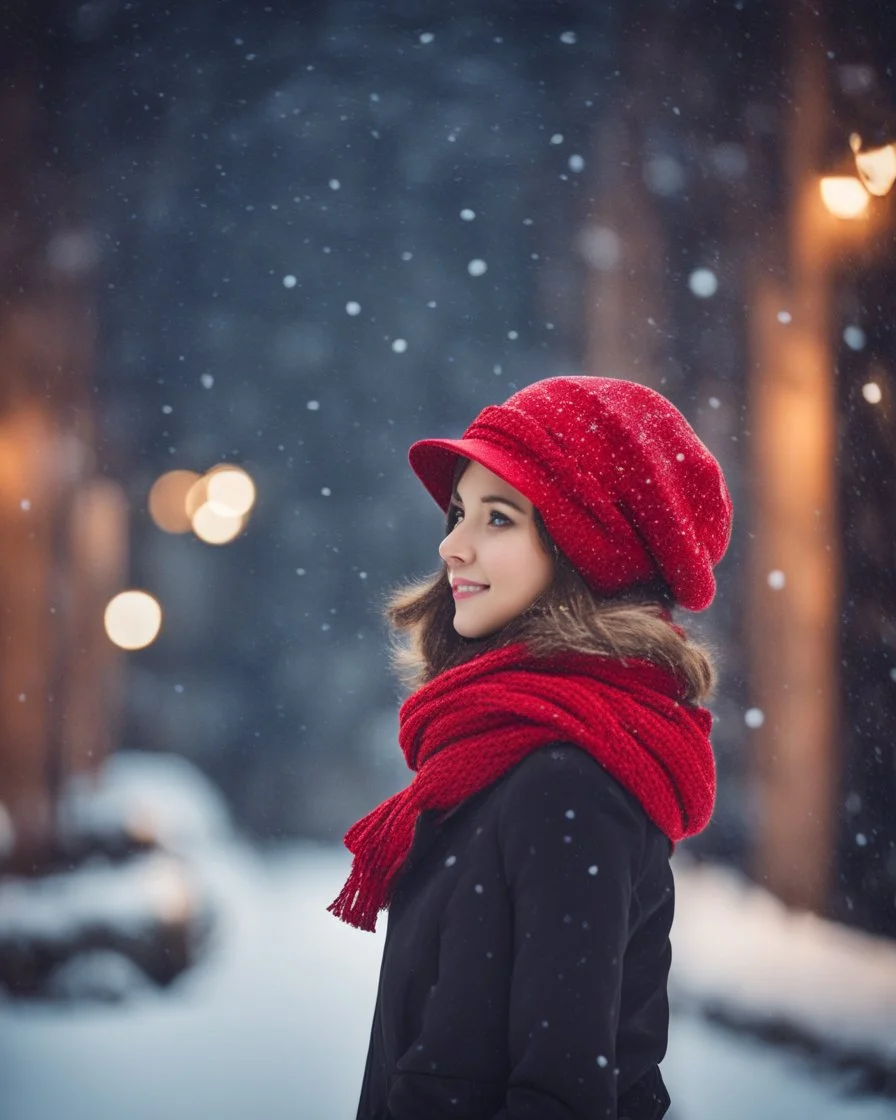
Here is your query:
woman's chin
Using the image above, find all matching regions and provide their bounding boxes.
[453,616,503,641]
[453,620,480,639]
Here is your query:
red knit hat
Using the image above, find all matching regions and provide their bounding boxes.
[408,376,732,611]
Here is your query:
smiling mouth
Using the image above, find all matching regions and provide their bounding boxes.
[452,582,489,599]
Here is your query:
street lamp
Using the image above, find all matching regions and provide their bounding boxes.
[818,132,896,220]
[850,133,896,197]
[818,175,870,219]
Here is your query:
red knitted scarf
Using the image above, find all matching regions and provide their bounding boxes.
[328,644,715,932]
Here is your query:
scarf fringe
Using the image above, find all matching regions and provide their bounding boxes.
[326,864,380,933]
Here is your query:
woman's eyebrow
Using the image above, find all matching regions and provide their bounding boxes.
[451,489,526,514]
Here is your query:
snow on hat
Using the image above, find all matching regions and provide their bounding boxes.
[408,376,732,611]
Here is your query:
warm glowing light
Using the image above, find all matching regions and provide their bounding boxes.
[862,382,883,404]
[104,591,162,650]
[148,470,200,533]
[185,474,210,518]
[206,467,256,517]
[185,464,255,542]
[850,133,896,197]
[192,502,243,544]
[819,176,870,219]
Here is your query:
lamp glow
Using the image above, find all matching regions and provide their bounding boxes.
[862,382,883,405]
[148,470,200,534]
[192,502,243,545]
[104,591,162,650]
[185,474,210,519]
[850,133,896,197]
[206,467,256,517]
[819,176,870,219]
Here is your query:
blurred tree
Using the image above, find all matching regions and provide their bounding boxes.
[0,0,126,870]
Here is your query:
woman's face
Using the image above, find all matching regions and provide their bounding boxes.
[438,461,554,639]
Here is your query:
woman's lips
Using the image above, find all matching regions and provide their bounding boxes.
[452,582,489,600]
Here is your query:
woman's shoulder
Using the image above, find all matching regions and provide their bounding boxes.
[501,742,637,795]
[497,742,649,831]
[491,744,662,889]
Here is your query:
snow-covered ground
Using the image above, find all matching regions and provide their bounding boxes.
[0,754,894,1120]
[672,859,896,1074]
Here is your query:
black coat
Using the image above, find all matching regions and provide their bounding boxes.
[356,743,674,1120]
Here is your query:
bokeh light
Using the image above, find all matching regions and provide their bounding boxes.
[191,503,244,545]
[148,470,201,533]
[104,591,163,650]
[206,466,256,518]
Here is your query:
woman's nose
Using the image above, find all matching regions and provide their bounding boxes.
[439,523,473,563]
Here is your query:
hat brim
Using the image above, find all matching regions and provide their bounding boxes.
[408,438,535,512]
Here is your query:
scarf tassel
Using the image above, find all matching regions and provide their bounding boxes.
[326,862,381,933]
[328,795,415,932]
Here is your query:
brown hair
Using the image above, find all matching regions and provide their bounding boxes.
[385,474,717,703]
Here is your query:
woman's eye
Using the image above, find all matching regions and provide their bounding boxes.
[489,510,512,527]
[446,505,464,529]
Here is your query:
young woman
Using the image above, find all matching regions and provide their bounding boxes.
[329,376,732,1120]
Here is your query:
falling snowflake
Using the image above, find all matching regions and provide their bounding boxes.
[560,31,578,44]
[460,208,476,221]
[689,269,718,298]
[200,374,214,389]
[568,154,585,172]
[744,708,765,729]
[392,339,408,353]
[307,400,320,411]
[282,275,297,288]
[345,301,361,315]
[843,325,866,351]
[777,310,792,324]
[467,259,488,277]
[767,570,786,590]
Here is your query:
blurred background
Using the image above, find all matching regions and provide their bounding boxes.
[1,1,895,1118]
